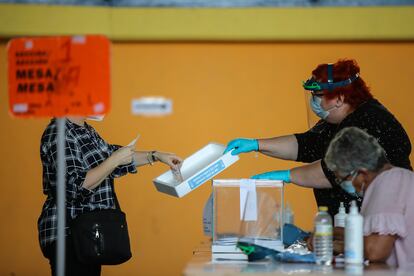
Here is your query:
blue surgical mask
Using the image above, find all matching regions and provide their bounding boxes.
[339,171,362,198]
[310,96,329,119]
[310,96,337,120]
[340,180,357,196]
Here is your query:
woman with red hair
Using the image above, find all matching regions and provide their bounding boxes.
[224,59,411,217]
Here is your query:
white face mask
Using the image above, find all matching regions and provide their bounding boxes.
[87,115,105,121]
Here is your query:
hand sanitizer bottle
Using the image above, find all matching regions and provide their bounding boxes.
[334,202,347,227]
[345,201,364,264]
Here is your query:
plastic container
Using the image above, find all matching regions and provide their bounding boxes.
[313,206,333,265]
[284,202,294,225]
[153,143,239,197]
[334,202,347,228]
[212,179,284,259]
[345,201,364,264]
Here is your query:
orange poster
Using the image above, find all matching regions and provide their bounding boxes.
[7,35,111,117]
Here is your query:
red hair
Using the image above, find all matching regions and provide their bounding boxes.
[312,59,373,108]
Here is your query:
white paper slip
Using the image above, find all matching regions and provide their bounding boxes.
[171,166,184,182]
[240,179,257,221]
[127,134,140,147]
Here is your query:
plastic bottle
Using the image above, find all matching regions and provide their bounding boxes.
[313,206,333,265]
[334,202,347,228]
[345,200,364,264]
[284,202,294,225]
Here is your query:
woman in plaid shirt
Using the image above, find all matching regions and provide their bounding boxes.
[39,116,182,276]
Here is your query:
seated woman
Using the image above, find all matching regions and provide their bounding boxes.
[324,126,414,267]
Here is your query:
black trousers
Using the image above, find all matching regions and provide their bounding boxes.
[43,235,101,276]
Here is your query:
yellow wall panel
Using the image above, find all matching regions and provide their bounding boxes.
[1,4,414,40]
[0,4,110,37]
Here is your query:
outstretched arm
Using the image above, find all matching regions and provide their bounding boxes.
[132,151,183,170]
[290,160,332,189]
[258,135,298,160]
[224,135,298,161]
[253,160,332,189]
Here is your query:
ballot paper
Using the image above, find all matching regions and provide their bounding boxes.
[240,179,258,221]
[127,134,140,147]
[171,166,184,183]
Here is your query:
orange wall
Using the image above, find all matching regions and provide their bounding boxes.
[1,41,413,275]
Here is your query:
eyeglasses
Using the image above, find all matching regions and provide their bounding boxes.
[334,170,358,185]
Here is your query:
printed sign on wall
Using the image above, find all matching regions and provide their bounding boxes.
[7,35,111,117]
[131,97,172,116]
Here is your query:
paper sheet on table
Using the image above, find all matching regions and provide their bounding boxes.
[240,179,257,221]
[203,193,213,236]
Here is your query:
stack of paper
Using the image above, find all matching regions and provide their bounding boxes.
[212,237,247,261]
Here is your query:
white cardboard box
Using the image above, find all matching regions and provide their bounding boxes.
[153,143,239,197]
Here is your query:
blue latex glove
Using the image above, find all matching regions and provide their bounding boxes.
[283,223,311,246]
[251,170,291,183]
[223,138,258,155]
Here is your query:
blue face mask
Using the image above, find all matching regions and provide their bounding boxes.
[310,96,339,120]
[340,180,358,196]
[310,96,330,119]
[339,171,363,198]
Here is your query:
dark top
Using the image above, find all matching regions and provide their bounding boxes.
[294,99,412,218]
[38,119,137,251]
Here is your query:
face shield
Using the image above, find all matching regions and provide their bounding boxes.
[302,64,359,128]
[304,90,322,129]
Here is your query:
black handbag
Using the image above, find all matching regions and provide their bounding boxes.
[70,184,132,265]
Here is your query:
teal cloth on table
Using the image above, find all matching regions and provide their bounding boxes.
[283,223,311,246]
[274,252,316,263]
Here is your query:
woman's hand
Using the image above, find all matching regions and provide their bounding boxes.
[333,240,345,254]
[306,233,314,251]
[111,146,135,166]
[153,151,183,169]
[307,227,345,252]
[333,227,345,254]
[334,227,345,241]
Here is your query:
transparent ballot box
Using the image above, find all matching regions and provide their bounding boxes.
[212,179,284,257]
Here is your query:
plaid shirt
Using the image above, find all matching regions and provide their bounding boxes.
[38,118,136,250]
